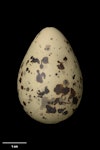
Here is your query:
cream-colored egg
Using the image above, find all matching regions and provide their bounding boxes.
[17,27,83,124]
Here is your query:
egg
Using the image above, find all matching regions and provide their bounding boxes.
[17,27,83,124]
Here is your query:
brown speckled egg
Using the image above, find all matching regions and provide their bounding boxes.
[17,27,83,124]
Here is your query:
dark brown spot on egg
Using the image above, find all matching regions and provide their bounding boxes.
[46,105,56,113]
[55,73,58,76]
[21,85,23,89]
[26,67,30,73]
[58,108,66,113]
[63,80,69,85]
[57,61,64,70]
[55,98,61,105]
[26,60,29,65]
[63,57,67,61]
[69,88,76,99]
[59,101,66,105]
[42,116,46,119]
[68,49,70,53]
[19,77,22,83]
[50,37,53,40]
[30,56,40,64]
[36,70,46,83]
[37,86,49,98]
[54,84,70,95]
[23,101,26,106]
[26,87,30,91]
[77,80,79,83]
[21,71,23,76]
[72,74,76,79]
[26,67,28,71]
[73,108,77,112]
[72,97,78,104]
[49,98,60,105]
[44,45,51,51]
[63,110,68,115]
[73,82,76,86]
[67,40,70,44]
[64,39,70,44]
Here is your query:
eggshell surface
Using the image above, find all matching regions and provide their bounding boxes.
[17,27,83,124]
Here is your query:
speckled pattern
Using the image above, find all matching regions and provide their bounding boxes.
[17,27,83,124]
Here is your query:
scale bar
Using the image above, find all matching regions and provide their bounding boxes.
[2,142,27,144]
